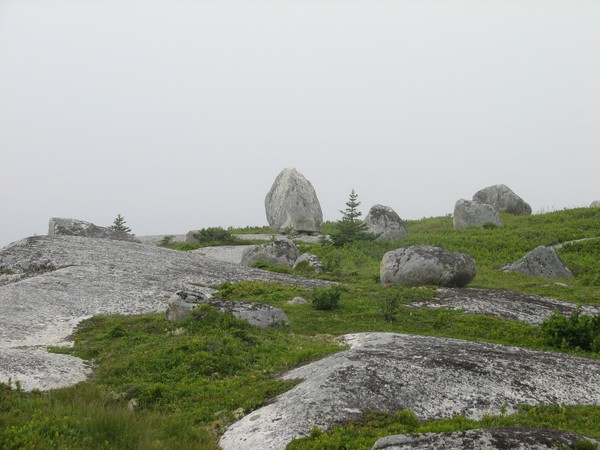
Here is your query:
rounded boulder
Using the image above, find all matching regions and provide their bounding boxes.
[381,245,477,287]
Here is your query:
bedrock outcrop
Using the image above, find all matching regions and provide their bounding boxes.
[0,235,332,391]
[219,332,600,450]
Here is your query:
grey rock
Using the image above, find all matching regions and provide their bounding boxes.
[364,205,407,241]
[166,290,289,328]
[185,230,200,243]
[241,238,299,268]
[48,217,140,242]
[219,332,600,450]
[288,296,309,305]
[473,184,532,215]
[0,235,333,391]
[501,246,573,279]
[409,288,600,325]
[371,427,600,450]
[590,200,600,208]
[453,199,503,229]
[193,245,252,264]
[265,168,323,234]
[293,253,324,273]
[380,245,477,287]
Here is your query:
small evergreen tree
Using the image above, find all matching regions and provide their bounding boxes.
[110,214,132,234]
[330,189,376,247]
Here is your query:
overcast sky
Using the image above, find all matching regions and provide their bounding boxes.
[1,0,599,248]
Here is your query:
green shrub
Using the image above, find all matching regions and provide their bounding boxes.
[192,227,237,245]
[311,286,342,310]
[541,309,600,352]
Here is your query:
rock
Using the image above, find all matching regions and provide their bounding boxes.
[500,246,573,279]
[371,427,600,450]
[293,253,324,273]
[473,184,532,215]
[219,332,600,450]
[453,199,503,229]
[590,200,600,208]
[48,217,140,242]
[363,205,407,241]
[0,235,333,391]
[409,288,600,325]
[240,238,299,268]
[288,296,309,305]
[166,290,289,328]
[185,230,200,243]
[265,168,323,234]
[380,245,476,288]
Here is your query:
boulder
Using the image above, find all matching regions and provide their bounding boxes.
[241,238,299,268]
[265,168,323,234]
[287,296,309,305]
[500,246,573,279]
[166,290,289,328]
[453,199,503,229]
[371,427,600,450]
[219,332,600,450]
[590,200,600,208]
[293,253,324,273]
[48,217,140,242]
[473,184,532,215]
[363,205,407,241]
[380,245,476,287]
[185,230,200,243]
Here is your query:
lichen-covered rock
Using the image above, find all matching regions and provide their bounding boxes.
[48,217,140,242]
[166,290,289,328]
[371,427,600,450]
[293,253,324,273]
[500,246,573,279]
[219,332,600,450]
[265,168,323,234]
[380,245,476,287]
[241,238,299,268]
[453,199,503,229]
[473,184,532,215]
[363,205,407,241]
[0,235,332,391]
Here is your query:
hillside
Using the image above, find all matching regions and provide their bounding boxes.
[1,207,600,449]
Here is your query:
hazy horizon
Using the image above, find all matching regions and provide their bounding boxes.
[1,0,599,248]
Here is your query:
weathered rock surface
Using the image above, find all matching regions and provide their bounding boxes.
[409,288,600,325]
[501,246,573,279]
[166,290,289,328]
[363,205,407,241]
[473,184,532,215]
[193,245,252,264]
[219,332,600,450]
[371,427,600,450]
[590,200,600,208]
[453,199,503,229]
[293,253,324,273]
[265,168,323,234]
[48,217,140,242]
[241,238,299,268]
[0,235,332,390]
[381,245,476,287]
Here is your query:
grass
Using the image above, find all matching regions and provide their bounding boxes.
[2,207,600,449]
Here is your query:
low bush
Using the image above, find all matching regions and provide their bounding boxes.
[311,286,343,310]
[541,309,600,352]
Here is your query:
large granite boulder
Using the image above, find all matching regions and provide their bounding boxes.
[166,290,289,328]
[241,238,300,268]
[48,217,140,242]
[500,246,573,279]
[293,253,324,274]
[453,199,503,229]
[363,205,407,241]
[371,427,600,450]
[590,200,600,208]
[265,168,323,234]
[219,332,600,450]
[381,245,476,287]
[473,184,532,215]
